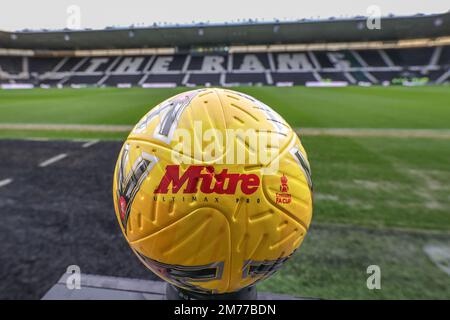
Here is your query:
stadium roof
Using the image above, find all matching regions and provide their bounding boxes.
[0,13,449,50]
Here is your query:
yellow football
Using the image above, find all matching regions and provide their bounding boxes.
[113,88,313,294]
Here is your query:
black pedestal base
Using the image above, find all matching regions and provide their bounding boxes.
[166,284,258,300]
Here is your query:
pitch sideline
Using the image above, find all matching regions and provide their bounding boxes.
[1,123,450,139]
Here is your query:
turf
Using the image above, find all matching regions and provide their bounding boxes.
[260,224,450,299]
[0,86,449,128]
[0,86,449,299]
[1,131,448,231]
[1,87,448,231]
[303,135,450,230]
[1,139,448,300]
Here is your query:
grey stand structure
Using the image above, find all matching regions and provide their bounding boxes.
[42,273,302,300]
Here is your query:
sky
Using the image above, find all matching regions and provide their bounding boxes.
[0,0,448,31]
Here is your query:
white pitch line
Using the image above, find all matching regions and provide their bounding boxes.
[295,128,450,139]
[82,140,100,148]
[0,123,132,132]
[26,137,50,142]
[39,153,68,167]
[0,178,13,188]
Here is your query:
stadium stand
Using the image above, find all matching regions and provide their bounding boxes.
[0,57,23,75]
[0,13,449,87]
[0,47,448,87]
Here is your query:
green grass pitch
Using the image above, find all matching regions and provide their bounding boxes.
[0,86,449,299]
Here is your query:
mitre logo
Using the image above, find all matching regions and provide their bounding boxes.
[276,174,291,204]
[154,165,260,195]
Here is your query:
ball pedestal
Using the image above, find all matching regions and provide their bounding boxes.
[41,273,302,300]
[166,283,258,300]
